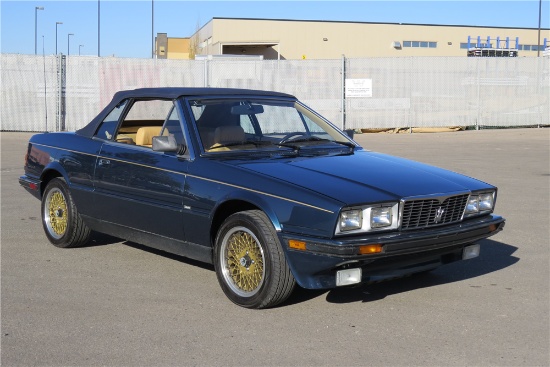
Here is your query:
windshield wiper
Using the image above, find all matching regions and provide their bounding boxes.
[275,137,356,151]
[286,136,328,144]
[273,136,325,150]
[208,140,277,150]
[332,140,356,149]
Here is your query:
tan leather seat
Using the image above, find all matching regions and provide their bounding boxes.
[135,126,161,147]
[213,126,245,145]
[208,126,246,151]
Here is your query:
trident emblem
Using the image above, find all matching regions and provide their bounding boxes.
[434,207,445,223]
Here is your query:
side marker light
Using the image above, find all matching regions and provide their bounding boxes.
[288,240,307,251]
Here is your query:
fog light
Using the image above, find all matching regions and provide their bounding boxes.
[463,244,480,260]
[336,268,362,286]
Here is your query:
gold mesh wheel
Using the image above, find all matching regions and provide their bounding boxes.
[220,226,265,297]
[44,188,68,239]
[41,178,91,248]
[215,211,296,308]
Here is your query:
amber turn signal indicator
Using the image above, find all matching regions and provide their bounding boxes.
[289,240,307,251]
[358,244,383,254]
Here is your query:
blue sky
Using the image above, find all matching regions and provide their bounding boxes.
[1,0,548,58]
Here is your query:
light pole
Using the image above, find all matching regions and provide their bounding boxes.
[67,33,74,55]
[537,0,542,57]
[55,22,62,54]
[35,6,44,55]
[98,0,100,57]
[79,44,84,56]
[151,0,154,58]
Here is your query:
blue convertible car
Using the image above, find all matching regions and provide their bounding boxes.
[20,88,505,308]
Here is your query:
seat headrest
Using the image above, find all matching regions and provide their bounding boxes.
[135,126,161,147]
[213,126,245,144]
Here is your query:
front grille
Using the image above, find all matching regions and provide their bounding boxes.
[401,194,469,230]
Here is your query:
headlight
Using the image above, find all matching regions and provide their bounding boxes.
[479,193,494,211]
[466,196,480,213]
[465,191,495,216]
[339,209,362,232]
[371,206,393,228]
[336,203,399,235]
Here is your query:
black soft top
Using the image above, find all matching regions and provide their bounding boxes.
[76,87,296,138]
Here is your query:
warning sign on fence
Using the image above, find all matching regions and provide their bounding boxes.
[345,79,372,98]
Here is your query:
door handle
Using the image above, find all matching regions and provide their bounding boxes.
[98,159,111,167]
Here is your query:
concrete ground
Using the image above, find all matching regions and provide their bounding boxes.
[1,129,549,366]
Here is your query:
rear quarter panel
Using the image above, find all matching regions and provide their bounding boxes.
[26,132,102,214]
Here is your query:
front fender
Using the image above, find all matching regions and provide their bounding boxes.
[214,188,283,231]
[213,185,338,240]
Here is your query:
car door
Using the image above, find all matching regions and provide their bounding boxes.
[93,99,189,241]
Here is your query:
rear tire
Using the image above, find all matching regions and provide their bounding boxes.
[41,178,91,248]
[214,210,295,309]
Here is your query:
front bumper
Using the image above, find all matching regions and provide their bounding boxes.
[280,214,505,289]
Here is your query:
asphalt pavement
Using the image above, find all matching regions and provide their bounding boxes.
[1,128,549,366]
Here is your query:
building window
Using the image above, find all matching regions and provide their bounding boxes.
[463,42,544,51]
[460,42,494,49]
[518,44,544,51]
[403,41,437,48]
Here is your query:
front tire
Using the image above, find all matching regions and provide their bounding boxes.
[41,178,91,248]
[214,210,295,309]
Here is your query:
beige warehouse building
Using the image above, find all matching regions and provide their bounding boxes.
[156,17,549,60]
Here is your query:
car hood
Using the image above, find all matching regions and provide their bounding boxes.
[236,150,492,205]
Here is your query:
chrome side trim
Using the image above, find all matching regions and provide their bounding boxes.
[32,143,334,214]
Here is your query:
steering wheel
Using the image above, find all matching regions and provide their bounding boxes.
[280,132,308,143]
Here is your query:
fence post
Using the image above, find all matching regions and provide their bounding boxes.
[56,53,66,132]
[409,57,413,133]
[537,56,542,128]
[42,51,49,132]
[341,54,346,130]
[475,57,481,130]
[204,58,209,87]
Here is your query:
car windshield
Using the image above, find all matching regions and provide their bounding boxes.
[188,98,354,154]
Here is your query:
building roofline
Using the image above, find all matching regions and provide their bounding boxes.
[210,16,550,31]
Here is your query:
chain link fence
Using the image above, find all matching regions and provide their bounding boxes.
[2,53,548,132]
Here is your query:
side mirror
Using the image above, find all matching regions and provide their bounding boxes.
[152,135,186,155]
